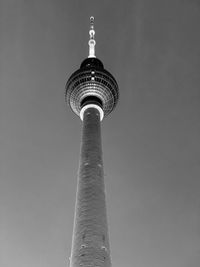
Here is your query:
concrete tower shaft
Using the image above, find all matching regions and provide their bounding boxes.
[70,106,111,267]
[66,17,119,267]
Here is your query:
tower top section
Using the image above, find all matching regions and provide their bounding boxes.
[65,17,119,120]
[88,16,96,58]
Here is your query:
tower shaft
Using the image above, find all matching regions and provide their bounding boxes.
[70,107,111,267]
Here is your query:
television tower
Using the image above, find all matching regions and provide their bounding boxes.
[65,17,119,267]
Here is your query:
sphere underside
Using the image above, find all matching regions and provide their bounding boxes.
[66,60,119,118]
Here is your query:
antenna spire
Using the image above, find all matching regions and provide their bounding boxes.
[88,16,96,58]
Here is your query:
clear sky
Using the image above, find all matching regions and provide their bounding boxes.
[1,0,200,266]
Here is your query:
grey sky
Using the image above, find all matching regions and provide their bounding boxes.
[1,0,200,266]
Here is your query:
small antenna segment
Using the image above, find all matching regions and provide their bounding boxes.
[88,16,96,58]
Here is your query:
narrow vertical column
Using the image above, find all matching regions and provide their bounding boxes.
[70,107,111,267]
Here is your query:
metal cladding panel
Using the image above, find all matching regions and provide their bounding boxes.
[70,107,111,267]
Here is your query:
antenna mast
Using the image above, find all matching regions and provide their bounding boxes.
[88,16,96,58]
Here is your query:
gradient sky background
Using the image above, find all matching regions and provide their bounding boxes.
[1,0,200,266]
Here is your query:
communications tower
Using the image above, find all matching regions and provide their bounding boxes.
[65,17,119,267]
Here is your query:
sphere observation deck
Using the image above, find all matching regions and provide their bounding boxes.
[65,57,119,119]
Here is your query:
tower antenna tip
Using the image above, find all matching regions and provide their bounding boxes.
[90,16,94,23]
[88,16,96,58]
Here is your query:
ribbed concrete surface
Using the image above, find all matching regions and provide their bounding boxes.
[70,107,111,267]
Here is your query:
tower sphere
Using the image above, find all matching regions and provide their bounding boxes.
[65,57,119,119]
